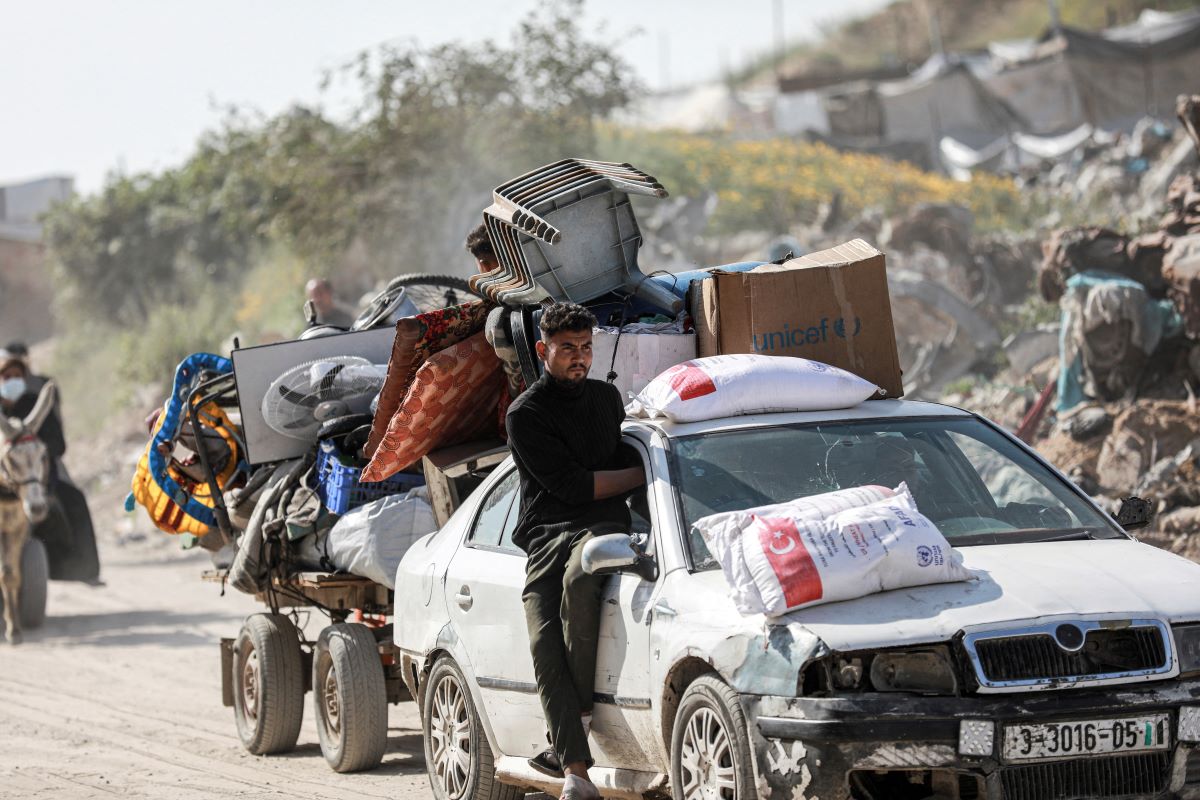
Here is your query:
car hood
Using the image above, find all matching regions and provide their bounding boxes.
[682,539,1200,653]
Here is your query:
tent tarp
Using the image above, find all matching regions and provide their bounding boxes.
[984,54,1086,135]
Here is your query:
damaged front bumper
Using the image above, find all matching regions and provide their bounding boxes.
[741,678,1200,800]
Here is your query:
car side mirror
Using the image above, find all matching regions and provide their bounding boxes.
[1115,496,1153,531]
[582,533,658,581]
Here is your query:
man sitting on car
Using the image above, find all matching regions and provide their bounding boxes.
[505,302,645,800]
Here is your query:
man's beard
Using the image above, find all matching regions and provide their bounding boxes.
[548,368,587,390]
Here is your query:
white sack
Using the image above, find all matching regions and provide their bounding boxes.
[324,487,437,588]
[698,484,894,615]
[694,483,972,617]
[627,354,881,423]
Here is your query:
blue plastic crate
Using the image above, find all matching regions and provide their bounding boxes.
[315,440,425,514]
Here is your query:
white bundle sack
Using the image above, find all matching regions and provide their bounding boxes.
[627,354,881,423]
[694,483,972,617]
[696,484,895,614]
[324,487,437,588]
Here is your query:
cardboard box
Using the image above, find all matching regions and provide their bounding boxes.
[691,239,904,397]
[590,329,697,400]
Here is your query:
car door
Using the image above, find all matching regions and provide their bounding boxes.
[444,465,547,758]
[447,442,663,770]
[587,437,661,773]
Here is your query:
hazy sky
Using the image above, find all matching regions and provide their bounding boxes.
[2,0,889,193]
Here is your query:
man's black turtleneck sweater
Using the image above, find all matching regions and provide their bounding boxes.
[505,373,631,555]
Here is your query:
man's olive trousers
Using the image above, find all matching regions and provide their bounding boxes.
[522,529,603,768]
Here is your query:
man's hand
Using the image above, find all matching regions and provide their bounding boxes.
[593,467,644,500]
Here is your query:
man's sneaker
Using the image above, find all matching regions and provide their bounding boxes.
[560,774,601,800]
[528,747,564,778]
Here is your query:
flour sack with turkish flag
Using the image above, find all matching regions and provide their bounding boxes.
[626,354,881,423]
[694,483,973,617]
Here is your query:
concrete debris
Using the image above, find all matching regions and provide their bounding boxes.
[1096,401,1200,497]
[1178,95,1200,158]
[1164,234,1200,337]
[973,233,1040,305]
[1060,405,1112,442]
[1003,328,1060,376]
[1158,506,1200,536]
[1038,227,1131,303]
[1135,440,1200,512]
[884,203,974,261]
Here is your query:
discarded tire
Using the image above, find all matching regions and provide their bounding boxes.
[232,613,305,755]
[313,622,388,773]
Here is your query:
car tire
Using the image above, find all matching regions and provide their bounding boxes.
[313,622,388,773]
[423,656,522,800]
[18,536,48,629]
[670,674,757,800]
[232,613,305,755]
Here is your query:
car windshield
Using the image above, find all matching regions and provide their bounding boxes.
[670,416,1124,570]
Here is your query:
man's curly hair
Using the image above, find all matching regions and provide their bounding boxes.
[465,222,495,260]
[539,302,596,338]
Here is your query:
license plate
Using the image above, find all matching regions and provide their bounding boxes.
[1002,714,1171,762]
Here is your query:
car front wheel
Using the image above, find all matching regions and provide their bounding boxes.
[670,674,756,800]
[422,656,521,800]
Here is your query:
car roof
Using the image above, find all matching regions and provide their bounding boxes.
[623,399,974,439]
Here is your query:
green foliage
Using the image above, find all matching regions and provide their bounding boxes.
[598,127,1044,237]
[43,0,640,409]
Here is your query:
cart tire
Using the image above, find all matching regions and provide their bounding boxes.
[313,623,388,773]
[232,613,305,755]
[18,537,48,630]
[0,537,49,631]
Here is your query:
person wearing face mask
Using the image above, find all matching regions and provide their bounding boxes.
[0,350,101,583]
[0,350,65,460]
[3,342,46,393]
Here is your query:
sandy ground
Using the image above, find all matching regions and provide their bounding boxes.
[0,535,441,800]
[0,394,554,800]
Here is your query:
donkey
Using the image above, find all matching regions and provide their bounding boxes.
[0,382,55,644]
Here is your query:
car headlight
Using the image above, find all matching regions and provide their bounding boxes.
[869,647,959,694]
[1174,624,1200,676]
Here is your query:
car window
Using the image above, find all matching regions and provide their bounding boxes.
[497,484,523,552]
[670,417,1122,570]
[469,469,520,548]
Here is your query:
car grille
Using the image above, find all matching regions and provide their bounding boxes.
[999,751,1170,799]
[1187,747,1200,786]
[971,625,1167,685]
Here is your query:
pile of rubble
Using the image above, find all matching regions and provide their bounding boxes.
[794,97,1200,547]
[995,97,1200,547]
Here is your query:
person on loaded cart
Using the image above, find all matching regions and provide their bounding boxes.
[504,302,645,800]
[0,349,101,584]
[465,222,500,274]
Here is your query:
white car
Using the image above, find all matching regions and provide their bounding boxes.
[393,400,1200,800]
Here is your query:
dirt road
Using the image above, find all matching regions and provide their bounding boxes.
[0,534,441,800]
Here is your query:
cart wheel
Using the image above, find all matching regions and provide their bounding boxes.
[0,537,48,631]
[18,537,48,630]
[232,613,305,755]
[313,622,387,772]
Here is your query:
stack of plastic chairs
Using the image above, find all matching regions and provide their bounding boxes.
[469,159,682,313]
